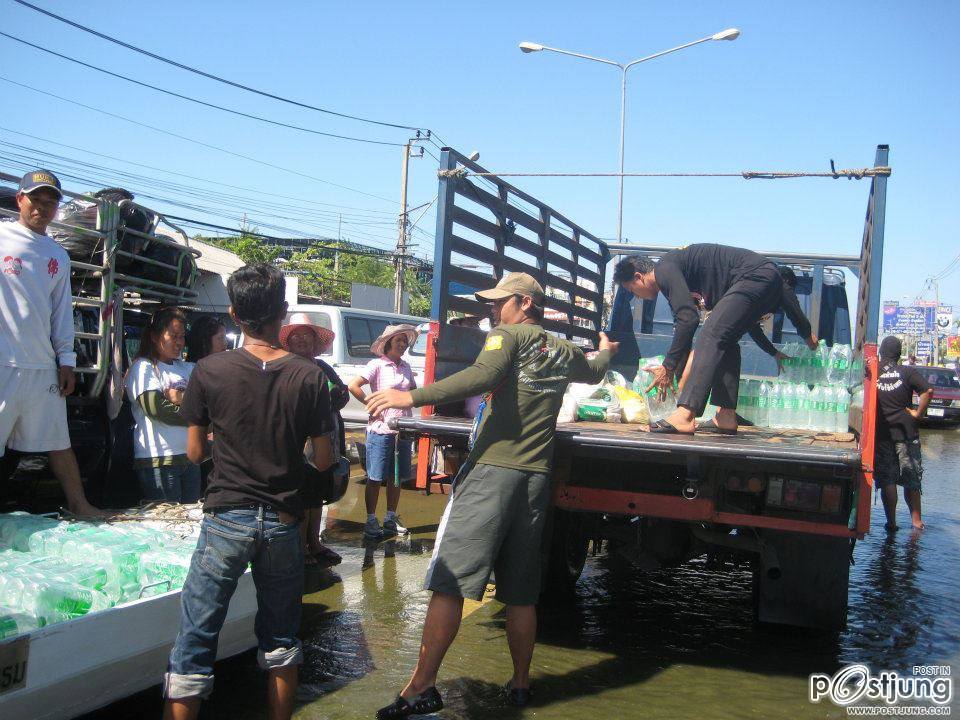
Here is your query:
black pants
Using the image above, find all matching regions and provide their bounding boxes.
[677,263,782,415]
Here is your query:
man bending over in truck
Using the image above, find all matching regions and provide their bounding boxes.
[614,245,817,435]
[365,271,618,718]
[163,264,332,720]
[0,169,104,517]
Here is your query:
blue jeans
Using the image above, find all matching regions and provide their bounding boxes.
[136,462,201,503]
[163,506,304,700]
[365,431,412,483]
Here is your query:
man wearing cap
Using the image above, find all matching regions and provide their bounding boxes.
[0,169,103,516]
[366,272,618,718]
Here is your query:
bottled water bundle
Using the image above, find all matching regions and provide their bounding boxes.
[633,355,678,423]
[745,380,851,433]
[0,513,198,636]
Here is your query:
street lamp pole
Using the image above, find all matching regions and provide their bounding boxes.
[520,28,740,243]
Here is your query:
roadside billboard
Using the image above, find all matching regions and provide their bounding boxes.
[947,336,960,360]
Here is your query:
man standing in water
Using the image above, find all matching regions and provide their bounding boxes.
[875,336,932,531]
[365,272,617,717]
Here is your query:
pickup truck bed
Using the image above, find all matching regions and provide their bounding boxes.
[395,416,861,470]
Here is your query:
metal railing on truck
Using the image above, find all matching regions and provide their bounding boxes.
[0,171,201,399]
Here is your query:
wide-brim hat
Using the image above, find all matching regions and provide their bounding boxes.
[279,312,336,350]
[370,324,418,357]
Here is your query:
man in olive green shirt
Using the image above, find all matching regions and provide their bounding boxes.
[367,272,617,718]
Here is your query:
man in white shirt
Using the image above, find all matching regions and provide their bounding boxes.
[0,169,103,516]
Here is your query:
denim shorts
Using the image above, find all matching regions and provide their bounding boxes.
[874,438,923,493]
[163,506,304,700]
[365,431,412,484]
[136,462,201,503]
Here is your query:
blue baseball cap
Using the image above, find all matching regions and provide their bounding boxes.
[18,169,63,199]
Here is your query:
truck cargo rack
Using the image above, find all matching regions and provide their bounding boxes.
[1,171,202,398]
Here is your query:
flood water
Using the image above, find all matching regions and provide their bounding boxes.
[90,425,960,719]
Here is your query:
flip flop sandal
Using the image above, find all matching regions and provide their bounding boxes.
[312,544,343,567]
[376,687,444,719]
[649,419,695,435]
[695,418,738,435]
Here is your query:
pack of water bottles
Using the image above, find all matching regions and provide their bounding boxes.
[0,512,197,639]
[632,355,679,424]
[737,342,863,433]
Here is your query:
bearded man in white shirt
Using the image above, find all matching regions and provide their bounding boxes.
[0,169,104,517]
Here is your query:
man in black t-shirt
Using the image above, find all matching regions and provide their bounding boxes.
[614,246,817,434]
[163,264,332,720]
[875,336,933,532]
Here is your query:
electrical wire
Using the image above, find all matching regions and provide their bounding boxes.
[12,0,426,133]
[0,76,398,204]
[0,32,406,147]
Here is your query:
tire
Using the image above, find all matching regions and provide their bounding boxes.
[540,508,589,597]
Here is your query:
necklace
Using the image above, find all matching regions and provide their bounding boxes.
[244,340,281,350]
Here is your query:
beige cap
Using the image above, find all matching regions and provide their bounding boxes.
[475,272,545,306]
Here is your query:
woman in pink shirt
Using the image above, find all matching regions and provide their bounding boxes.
[348,324,418,540]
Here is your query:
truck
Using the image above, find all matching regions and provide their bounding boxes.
[0,172,259,719]
[395,145,890,631]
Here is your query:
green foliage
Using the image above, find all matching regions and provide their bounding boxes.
[200,231,431,315]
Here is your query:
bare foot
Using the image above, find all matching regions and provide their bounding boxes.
[661,409,696,434]
[884,523,899,532]
[911,518,925,531]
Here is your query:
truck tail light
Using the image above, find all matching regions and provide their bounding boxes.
[725,474,765,493]
[766,476,844,514]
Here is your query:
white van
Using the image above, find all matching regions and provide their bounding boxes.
[283,303,426,423]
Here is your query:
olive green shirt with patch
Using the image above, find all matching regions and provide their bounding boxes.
[410,324,610,472]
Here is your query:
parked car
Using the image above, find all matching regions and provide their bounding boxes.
[281,304,426,423]
[912,365,960,424]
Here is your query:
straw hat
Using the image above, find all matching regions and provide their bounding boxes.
[370,323,418,357]
[279,312,336,351]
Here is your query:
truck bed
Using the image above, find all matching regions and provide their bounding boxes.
[394,416,861,469]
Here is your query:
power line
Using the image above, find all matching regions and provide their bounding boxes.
[0,31,405,148]
[0,127,399,217]
[12,0,426,133]
[0,76,397,204]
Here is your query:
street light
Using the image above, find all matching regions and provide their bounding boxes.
[518,28,740,242]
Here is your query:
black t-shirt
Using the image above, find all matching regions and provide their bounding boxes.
[875,362,931,442]
[655,244,773,370]
[181,348,331,516]
[748,284,814,357]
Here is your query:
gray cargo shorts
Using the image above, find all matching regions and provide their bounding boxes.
[874,438,923,493]
[424,462,551,606]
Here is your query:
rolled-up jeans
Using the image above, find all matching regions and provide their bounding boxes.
[163,505,304,700]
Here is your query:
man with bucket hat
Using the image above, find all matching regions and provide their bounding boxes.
[0,169,104,517]
[366,272,618,717]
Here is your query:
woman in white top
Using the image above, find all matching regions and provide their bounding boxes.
[124,307,200,503]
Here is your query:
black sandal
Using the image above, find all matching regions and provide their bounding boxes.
[695,418,738,435]
[376,687,444,719]
[649,419,694,436]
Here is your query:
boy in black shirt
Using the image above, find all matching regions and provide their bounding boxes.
[875,336,933,531]
[163,264,332,720]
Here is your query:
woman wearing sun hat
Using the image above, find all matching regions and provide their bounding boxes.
[348,324,418,540]
[280,312,346,567]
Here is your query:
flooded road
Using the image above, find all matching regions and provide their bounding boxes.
[91,425,960,719]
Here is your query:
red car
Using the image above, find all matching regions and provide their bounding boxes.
[912,365,960,424]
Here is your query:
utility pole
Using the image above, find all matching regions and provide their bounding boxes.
[335,214,341,275]
[394,133,425,313]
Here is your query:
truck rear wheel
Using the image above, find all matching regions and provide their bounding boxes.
[753,530,852,631]
[540,508,589,597]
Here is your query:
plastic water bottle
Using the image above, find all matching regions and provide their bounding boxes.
[795,383,811,430]
[827,344,852,386]
[756,381,771,428]
[0,607,39,639]
[848,358,864,389]
[809,385,825,431]
[769,382,784,429]
[834,386,850,434]
[823,383,838,430]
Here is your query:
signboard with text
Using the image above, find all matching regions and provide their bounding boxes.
[947,336,960,360]
[881,302,952,336]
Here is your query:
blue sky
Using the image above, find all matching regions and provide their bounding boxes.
[1,1,957,311]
